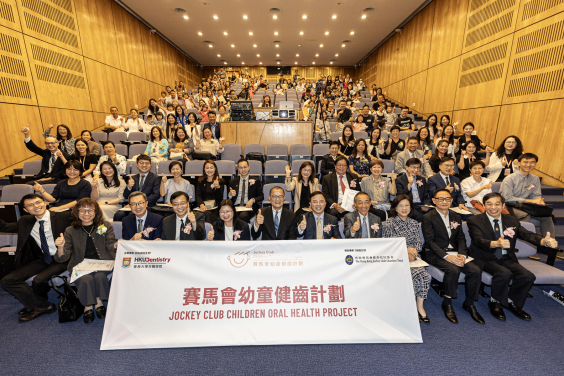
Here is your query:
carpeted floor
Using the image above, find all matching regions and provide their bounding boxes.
[1,265,563,376]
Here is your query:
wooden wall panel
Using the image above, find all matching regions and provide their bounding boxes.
[516,0,564,30]
[404,1,435,77]
[404,70,428,113]
[24,35,91,110]
[84,57,125,113]
[39,107,95,138]
[455,34,513,110]
[0,0,21,31]
[0,25,37,105]
[497,99,564,180]
[452,106,501,146]
[142,29,165,85]
[429,0,469,68]
[423,56,460,113]
[0,103,42,169]
[15,0,81,54]
[121,71,149,111]
[111,1,145,79]
[74,0,119,68]
[502,12,564,105]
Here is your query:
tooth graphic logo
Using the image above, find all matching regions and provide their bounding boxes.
[227,251,251,268]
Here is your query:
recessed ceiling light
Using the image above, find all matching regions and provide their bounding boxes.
[183,15,188,20]
[242,62,245,64]
[316,54,319,57]
[249,32,253,35]
[277,62,280,64]
[335,54,339,56]
[237,54,240,57]
[361,14,366,19]
[253,44,257,47]
[342,44,345,47]
[350,31,355,35]
[275,44,279,48]
[257,54,260,57]
[273,15,277,19]
[224,62,227,64]
[276,54,280,57]
[320,44,323,47]
[302,15,307,19]
[224,32,228,35]
[243,15,247,19]
[259,62,262,64]
[312,62,315,64]
[198,32,202,36]
[325,31,329,35]
[231,44,235,47]
[217,54,221,57]
[330,62,333,64]
[296,54,299,56]
[295,62,298,64]
[274,31,278,35]
[332,15,337,19]
[213,15,218,20]
[300,31,303,35]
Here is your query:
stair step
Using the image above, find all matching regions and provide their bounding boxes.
[545,196,564,209]
[541,184,564,195]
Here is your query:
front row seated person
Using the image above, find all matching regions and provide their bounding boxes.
[0,194,72,323]
[321,156,360,220]
[359,159,396,222]
[293,191,342,239]
[395,158,432,222]
[422,189,484,325]
[207,199,251,241]
[467,192,559,322]
[344,192,383,239]
[285,161,320,218]
[122,192,163,241]
[428,156,471,220]
[55,198,117,324]
[252,186,296,240]
[228,158,263,223]
[157,192,205,241]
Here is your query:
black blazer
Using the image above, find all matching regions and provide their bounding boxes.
[0,212,72,269]
[395,174,431,206]
[25,139,69,182]
[195,178,225,207]
[422,210,468,259]
[212,218,251,241]
[320,154,337,176]
[292,211,341,239]
[321,171,359,208]
[123,172,161,206]
[466,213,543,266]
[228,175,263,212]
[161,212,206,240]
[251,206,296,240]
[122,211,163,240]
[428,173,465,206]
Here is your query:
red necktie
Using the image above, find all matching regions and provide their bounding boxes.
[340,175,346,194]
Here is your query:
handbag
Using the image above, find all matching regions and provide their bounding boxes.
[518,203,553,217]
[50,275,84,323]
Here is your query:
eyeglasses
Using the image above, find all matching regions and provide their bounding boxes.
[45,142,58,145]
[435,197,453,203]
[25,200,43,209]
[442,164,454,168]
[172,201,188,207]
[138,162,151,166]
[79,209,94,214]
[219,210,233,215]
[130,201,146,207]
[271,195,284,199]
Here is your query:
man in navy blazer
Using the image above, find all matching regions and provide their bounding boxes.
[292,191,341,239]
[427,156,471,219]
[201,111,221,139]
[114,155,161,221]
[122,192,163,240]
[396,158,433,222]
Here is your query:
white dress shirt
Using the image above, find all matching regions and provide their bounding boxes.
[105,115,124,128]
[437,210,454,252]
[224,226,234,241]
[31,210,57,256]
[461,176,492,207]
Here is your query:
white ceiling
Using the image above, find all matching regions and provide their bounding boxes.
[122,0,427,67]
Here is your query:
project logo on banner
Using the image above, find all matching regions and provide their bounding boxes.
[101,239,422,350]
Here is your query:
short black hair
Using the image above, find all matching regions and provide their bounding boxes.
[433,188,452,198]
[335,155,348,166]
[310,191,325,201]
[136,154,152,164]
[237,158,249,166]
[390,125,401,133]
[406,157,422,167]
[469,160,485,169]
[354,191,370,201]
[439,156,455,165]
[483,192,505,204]
[170,191,190,203]
[518,153,538,162]
[329,141,340,148]
[407,137,418,143]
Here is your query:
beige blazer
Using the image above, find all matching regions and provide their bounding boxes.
[285,176,320,212]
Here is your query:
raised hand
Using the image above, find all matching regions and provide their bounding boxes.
[255,209,264,225]
[90,179,98,189]
[219,137,225,143]
[542,232,558,248]
[229,186,237,198]
[127,177,135,189]
[445,183,454,193]
[499,235,510,249]
[33,182,44,193]
[21,125,30,136]
[207,225,215,241]
[391,170,397,181]
[484,181,493,190]
[48,123,55,130]
[407,175,414,186]
[486,146,492,154]
[461,150,466,156]
[161,173,168,184]
[501,156,508,167]
[299,215,307,231]
[55,233,65,248]
[285,165,292,177]
[352,216,361,233]
[187,206,196,225]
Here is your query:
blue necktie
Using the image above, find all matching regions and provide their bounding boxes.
[38,220,52,264]
[274,211,279,237]
[361,217,368,238]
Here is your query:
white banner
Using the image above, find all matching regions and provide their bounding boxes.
[101,239,422,350]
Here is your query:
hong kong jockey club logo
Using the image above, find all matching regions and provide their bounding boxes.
[122,257,132,268]
[345,255,353,265]
[227,251,251,268]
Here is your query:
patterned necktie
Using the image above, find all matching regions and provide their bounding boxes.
[493,219,503,259]
[339,175,346,194]
[137,218,143,233]
[362,217,368,238]
[139,175,146,190]
[274,211,279,237]
[316,217,323,240]
[411,178,421,203]
[445,176,450,186]
[38,220,52,264]
[180,218,186,240]
[241,179,246,205]
[49,154,56,173]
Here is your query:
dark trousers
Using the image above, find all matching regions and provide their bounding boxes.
[482,256,535,309]
[0,258,68,310]
[368,207,387,222]
[236,209,256,224]
[328,208,350,221]
[425,251,481,302]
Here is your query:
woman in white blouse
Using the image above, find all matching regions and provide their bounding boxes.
[195,127,224,158]
[125,109,150,133]
[92,141,127,178]
[91,161,125,221]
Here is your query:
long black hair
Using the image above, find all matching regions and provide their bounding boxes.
[496,135,523,160]
[215,199,239,233]
[99,160,120,189]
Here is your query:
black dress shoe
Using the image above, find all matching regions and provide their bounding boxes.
[418,312,430,324]
[17,307,33,316]
[83,309,95,324]
[507,302,531,321]
[488,301,506,321]
[95,306,106,319]
[442,303,458,324]
[18,303,56,323]
[463,303,485,324]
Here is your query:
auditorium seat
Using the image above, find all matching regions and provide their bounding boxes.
[11,160,41,183]
[289,144,311,162]
[248,160,263,176]
[410,131,418,138]
[267,144,289,161]
[262,183,291,210]
[114,144,128,158]
[215,160,236,179]
[399,131,408,140]
[183,160,205,185]
[354,132,368,140]
[157,160,173,176]
[380,132,389,141]
[244,144,265,157]
[313,144,329,166]
[264,160,288,184]
[330,132,342,142]
[291,160,313,177]
[222,144,242,162]
[0,184,33,221]
[42,184,56,195]
[111,221,122,240]
[128,144,147,159]
[128,133,148,143]
[92,132,107,142]
[381,160,395,175]
[108,132,127,144]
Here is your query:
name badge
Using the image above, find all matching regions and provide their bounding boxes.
[504,168,510,176]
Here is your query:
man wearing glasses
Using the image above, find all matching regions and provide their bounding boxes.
[0,194,72,322]
[121,192,163,241]
[157,192,205,241]
[21,125,70,185]
[428,156,472,220]
[251,186,296,240]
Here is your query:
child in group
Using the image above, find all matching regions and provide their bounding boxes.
[353,114,367,132]
[166,104,175,116]
[375,104,386,122]
[150,111,166,130]
[384,104,396,124]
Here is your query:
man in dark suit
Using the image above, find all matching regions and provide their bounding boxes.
[320,141,340,177]
[21,125,69,184]
[122,192,163,240]
[251,186,296,240]
[293,191,341,239]
[202,111,221,139]
[114,154,161,221]
[157,192,205,241]
[0,194,71,322]
[228,159,263,223]
[422,189,483,324]
[396,158,433,222]
[321,156,360,220]
[467,192,558,321]
[344,192,382,238]
[428,156,472,220]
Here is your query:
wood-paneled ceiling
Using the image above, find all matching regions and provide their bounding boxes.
[121,0,427,67]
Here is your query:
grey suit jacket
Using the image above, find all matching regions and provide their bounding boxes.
[395,149,433,178]
[55,220,117,272]
[343,210,382,239]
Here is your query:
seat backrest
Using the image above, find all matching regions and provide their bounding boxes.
[157,160,173,175]
[108,132,127,143]
[128,133,147,142]
[128,144,147,159]
[380,132,389,141]
[42,184,56,195]
[1,184,33,202]
[222,144,242,162]
[492,182,501,193]
[265,160,288,175]
[22,160,42,175]
[248,160,262,175]
[91,132,107,142]
[130,161,157,174]
[267,144,288,156]
[290,144,311,156]
[215,160,236,176]
[111,221,123,240]
[354,132,368,140]
[410,131,418,138]
[184,160,205,175]
[330,132,342,142]
[382,160,395,174]
[204,222,211,241]
[291,159,313,175]
[244,144,265,156]
[313,143,329,156]
[399,131,408,140]
[114,144,128,157]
